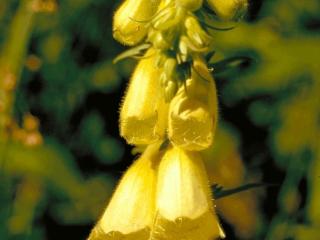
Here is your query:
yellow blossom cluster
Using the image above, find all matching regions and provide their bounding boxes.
[88,0,247,239]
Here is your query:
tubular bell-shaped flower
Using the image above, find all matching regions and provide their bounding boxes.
[206,0,248,21]
[88,143,162,240]
[113,0,161,45]
[168,58,218,151]
[120,50,168,145]
[151,146,224,240]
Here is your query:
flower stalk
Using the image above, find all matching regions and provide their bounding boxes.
[89,0,248,239]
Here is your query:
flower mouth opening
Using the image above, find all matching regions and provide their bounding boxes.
[151,212,224,240]
[88,225,151,240]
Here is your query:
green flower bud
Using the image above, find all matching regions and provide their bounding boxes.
[113,0,161,45]
[206,0,248,20]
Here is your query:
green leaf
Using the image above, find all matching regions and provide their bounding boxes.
[113,43,151,64]
[213,182,278,199]
[209,56,253,74]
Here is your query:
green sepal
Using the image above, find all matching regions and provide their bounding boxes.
[113,43,151,64]
[209,55,253,74]
[213,182,278,199]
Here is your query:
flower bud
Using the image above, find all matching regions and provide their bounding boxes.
[120,50,168,145]
[184,16,212,50]
[168,58,218,151]
[206,0,248,20]
[88,143,162,240]
[179,36,189,61]
[176,0,203,11]
[113,0,161,45]
[152,7,178,30]
[151,146,224,239]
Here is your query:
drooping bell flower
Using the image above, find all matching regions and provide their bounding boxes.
[168,58,218,151]
[120,50,168,145]
[88,143,162,240]
[151,146,225,239]
[113,0,161,45]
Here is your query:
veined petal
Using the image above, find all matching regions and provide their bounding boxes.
[113,0,161,45]
[206,0,248,21]
[168,58,218,151]
[88,143,162,240]
[120,50,168,145]
[151,147,224,240]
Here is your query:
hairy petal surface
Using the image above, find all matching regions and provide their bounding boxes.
[151,146,224,240]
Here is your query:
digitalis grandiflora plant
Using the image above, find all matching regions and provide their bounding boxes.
[88,0,248,239]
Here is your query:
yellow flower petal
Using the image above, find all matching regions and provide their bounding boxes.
[113,0,161,45]
[120,50,168,145]
[151,147,224,240]
[206,0,248,20]
[168,58,218,151]
[88,143,162,240]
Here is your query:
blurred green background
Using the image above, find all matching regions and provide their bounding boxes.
[0,0,319,239]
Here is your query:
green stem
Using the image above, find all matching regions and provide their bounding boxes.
[0,0,36,136]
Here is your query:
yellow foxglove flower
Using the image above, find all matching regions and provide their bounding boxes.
[151,146,224,240]
[113,0,161,45]
[120,50,168,145]
[206,0,248,20]
[168,58,218,151]
[88,143,162,240]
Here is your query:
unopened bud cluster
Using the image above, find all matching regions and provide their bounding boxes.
[89,0,247,239]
